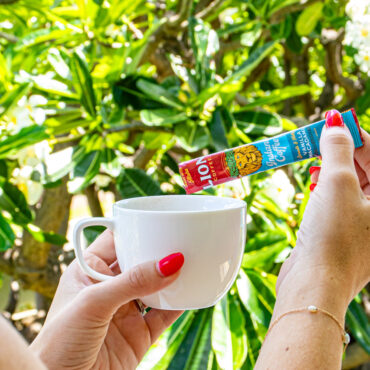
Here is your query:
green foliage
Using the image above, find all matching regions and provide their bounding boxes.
[0,0,369,367]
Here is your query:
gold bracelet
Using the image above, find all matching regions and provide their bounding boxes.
[266,305,350,352]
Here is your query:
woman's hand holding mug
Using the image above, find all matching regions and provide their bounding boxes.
[30,230,184,369]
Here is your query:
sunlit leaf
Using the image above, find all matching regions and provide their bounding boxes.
[346,300,370,354]
[0,179,33,224]
[209,107,229,151]
[0,213,15,251]
[296,2,324,36]
[70,50,97,117]
[140,109,187,126]
[212,296,233,369]
[234,110,282,137]
[117,168,163,198]
[68,150,102,193]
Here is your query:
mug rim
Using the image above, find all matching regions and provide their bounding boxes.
[113,195,246,215]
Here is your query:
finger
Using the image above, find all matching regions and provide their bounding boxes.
[309,166,321,184]
[354,160,369,189]
[362,183,370,196]
[144,309,183,344]
[319,110,360,192]
[86,229,117,265]
[354,129,370,178]
[320,111,356,173]
[109,260,121,275]
[80,253,184,317]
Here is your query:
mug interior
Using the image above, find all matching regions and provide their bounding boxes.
[114,195,245,213]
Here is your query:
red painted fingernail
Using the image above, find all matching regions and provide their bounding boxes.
[309,166,321,175]
[325,109,344,128]
[309,183,317,192]
[158,253,184,277]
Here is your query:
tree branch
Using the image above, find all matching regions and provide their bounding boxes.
[321,29,363,103]
[195,0,224,20]
[139,0,194,65]
[84,184,104,217]
[282,45,293,116]
[107,121,171,134]
[0,0,20,4]
[21,177,71,269]
[242,57,271,91]
[134,148,157,169]
[0,31,18,43]
[294,43,315,117]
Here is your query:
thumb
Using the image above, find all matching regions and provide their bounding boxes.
[80,253,184,316]
[319,109,357,183]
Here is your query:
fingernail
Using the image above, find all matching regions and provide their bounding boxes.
[309,183,317,192]
[158,253,184,277]
[325,109,344,128]
[309,166,321,175]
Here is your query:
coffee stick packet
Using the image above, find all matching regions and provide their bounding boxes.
[179,108,363,194]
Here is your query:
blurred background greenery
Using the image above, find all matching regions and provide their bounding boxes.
[0,0,369,368]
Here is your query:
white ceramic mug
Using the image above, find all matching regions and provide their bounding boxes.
[73,195,246,310]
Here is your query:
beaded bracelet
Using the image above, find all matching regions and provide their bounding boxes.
[266,305,350,352]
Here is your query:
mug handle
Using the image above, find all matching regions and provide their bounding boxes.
[73,217,115,281]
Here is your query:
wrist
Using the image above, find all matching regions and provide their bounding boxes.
[274,262,351,322]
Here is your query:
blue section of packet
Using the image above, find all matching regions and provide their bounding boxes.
[248,109,363,175]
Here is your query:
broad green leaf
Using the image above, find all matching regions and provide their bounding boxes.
[31,75,77,98]
[229,296,248,368]
[242,241,287,269]
[113,76,165,110]
[140,109,187,126]
[117,168,163,199]
[175,123,210,153]
[241,306,264,368]
[245,269,276,311]
[236,269,272,327]
[189,18,218,91]
[357,79,370,115]
[346,300,370,354]
[45,146,86,183]
[241,27,262,47]
[0,161,7,178]
[296,2,324,36]
[241,85,310,109]
[286,16,303,53]
[227,41,276,83]
[25,224,68,245]
[233,111,282,137]
[0,213,15,251]
[209,107,229,151]
[47,48,71,80]
[137,79,184,110]
[139,311,195,369]
[212,296,233,370]
[0,180,33,224]
[245,230,287,253]
[14,27,72,51]
[83,225,106,245]
[101,148,121,177]
[168,309,213,370]
[68,150,102,193]
[270,14,292,40]
[142,132,174,150]
[70,51,97,117]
